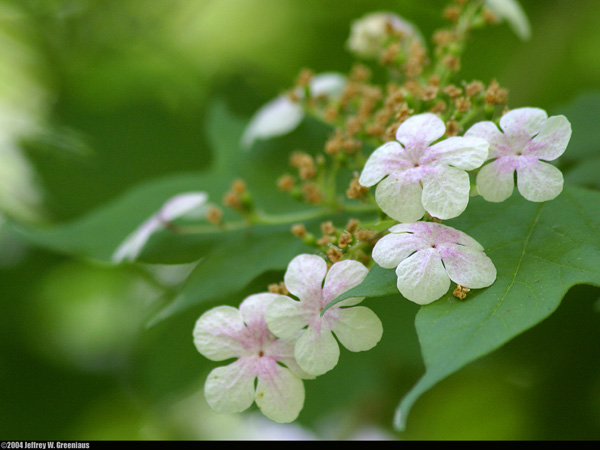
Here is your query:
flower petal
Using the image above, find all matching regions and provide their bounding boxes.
[193,306,246,361]
[241,95,304,149]
[423,136,489,170]
[516,160,564,202]
[310,72,346,98]
[160,192,209,222]
[204,360,255,414]
[465,120,512,159]
[421,166,470,220]
[485,0,531,41]
[322,260,368,305]
[371,231,427,269]
[440,244,497,289]
[526,115,572,161]
[255,362,305,423]
[476,159,516,202]
[331,306,383,352]
[112,216,161,263]
[375,175,425,222]
[294,326,339,376]
[499,107,547,137]
[395,249,450,305]
[265,295,312,340]
[284,254,327,303]
[395,113,445,149]
[239,293,280,328]
[358,141,409,187]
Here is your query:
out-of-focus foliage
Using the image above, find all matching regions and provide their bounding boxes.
[1,0,600,440]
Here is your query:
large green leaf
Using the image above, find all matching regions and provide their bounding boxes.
[329,184,600,431]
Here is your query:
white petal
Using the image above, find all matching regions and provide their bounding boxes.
[423,136,489,170]
[241,95,304,149]
[440,244,497,289]
[322,259,368,305]
[204,361,255,414]
[499,107,547,137]
[294,326,339,376]
[396,249,450,305]
[526,115,572,161]
[267,337,315,380]
[516,160,564,202]
[485,0,531,41]
[112,216,161,263]
[421,166,470,220]
[310,72,346,98]
[476,159,516,202]
[283,254,327,303]
[375,175,425,222]
[465,121,509,159]
[193,306,246,361]
[331,306,383,352]
[239,293,282,328]
[358,141,409,187]
[371,232,427,269]
[265,295,311,339]
[255,361,305,423]
[395,113,446,149]
[160,192,209,222]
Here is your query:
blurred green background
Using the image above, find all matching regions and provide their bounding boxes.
[1,0,599,440]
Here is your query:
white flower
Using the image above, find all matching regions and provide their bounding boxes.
[265,254,383,377]
[193,293,311,423]
[359,113,489,222]
[485,0,531,41]
[112,192,208,262]
[241,73,346,149]
[346,11,421,59]
[465,107,572,203]
[372,221,496,305]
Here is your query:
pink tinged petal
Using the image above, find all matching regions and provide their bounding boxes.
[371,232,428,269]
[322,260,368,305]
[331,306,383,352]
[204,360,255,414]
[439,244,497,289]
[255,361,306,423]
[160,192,209,222]
[241,95,304,149]
[516,160,564,202]
[239,293,281,328]
[423,136,489,170]
[284,254,327,303]
[265,295,312,340]
[358,141,409,187]
[465,121,511,159]
[421,166,470,220]
[499,107,548,137]
[375,175,425,222]
[395,113,446,149]
[193,306,246,361]
[526,115,572,161]
[476,159,516,202]
[294,326,339,376]
[395,249,450,305]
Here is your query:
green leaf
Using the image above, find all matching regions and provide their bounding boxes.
[146,225,310,326]
[322,263,398,314]
[4,100,332,263]
[394,184,600,431]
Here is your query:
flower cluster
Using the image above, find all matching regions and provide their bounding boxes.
[193,254,382,422]
[105,0,574,425]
